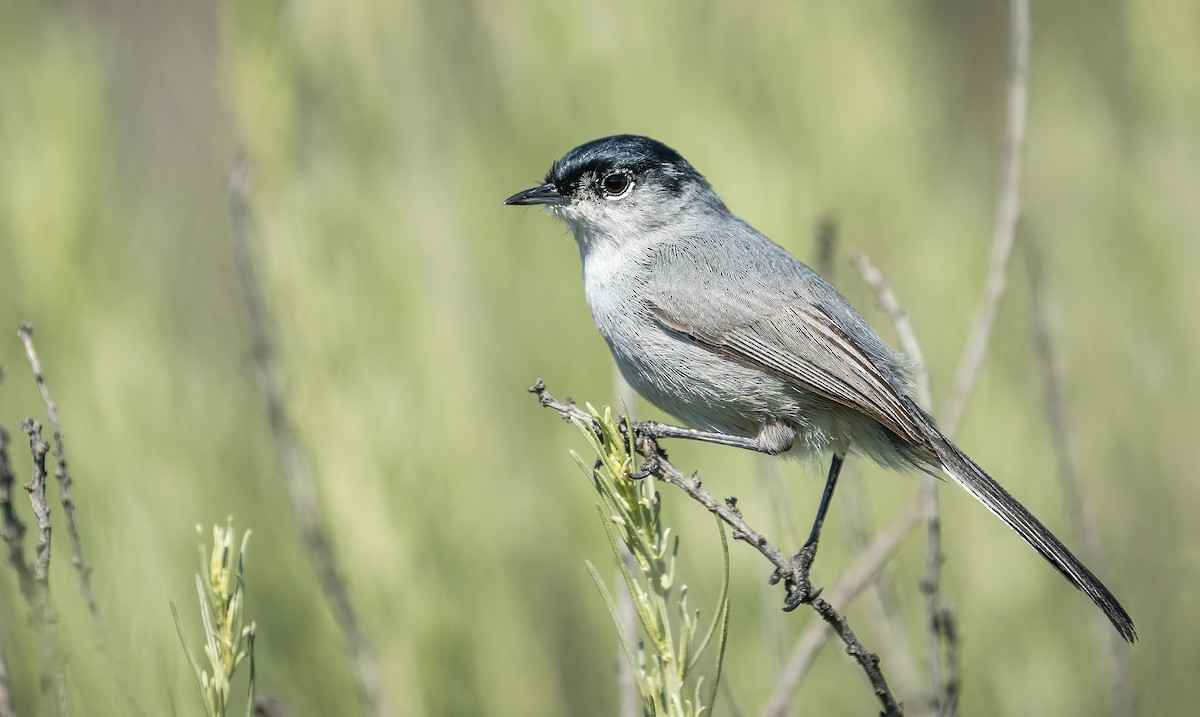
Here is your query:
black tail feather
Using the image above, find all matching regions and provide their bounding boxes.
[908,402,1136,642]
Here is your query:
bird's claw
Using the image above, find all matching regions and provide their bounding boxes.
[627,456,660,480]
[770,543,821,610]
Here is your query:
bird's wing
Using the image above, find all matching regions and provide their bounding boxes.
[644,232,927,447]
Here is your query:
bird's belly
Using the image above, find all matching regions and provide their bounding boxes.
[602,314,804,436]
[595,306,896,462]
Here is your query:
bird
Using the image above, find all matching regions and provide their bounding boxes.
[504,134,1136,642]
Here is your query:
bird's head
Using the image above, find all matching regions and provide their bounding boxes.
[505,135,726,248]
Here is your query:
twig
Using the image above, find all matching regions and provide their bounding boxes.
[21,420,67,717]
[17,324,99,623]
[1025,233,1134,716]
[822,239,918,697]
[937,610,960,717]
[0,426,33,599]
[940,0,1030,438]
[771,254,947,708]
[931,3,1029,712]
[762,499,922,717]
[920,508,946,717]
[228,153,390,717]
[851,250,940,705]
[848,254,931,409]
[531,381,904,716]
[812,597,904,716]
[853,245,951,714]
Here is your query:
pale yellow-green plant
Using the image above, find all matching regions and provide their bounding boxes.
[172,518,257,717]
[571,405,730,717]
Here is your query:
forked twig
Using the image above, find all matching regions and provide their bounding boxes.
[531,380,904,717]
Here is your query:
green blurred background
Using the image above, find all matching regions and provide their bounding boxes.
[1,0,1196,715]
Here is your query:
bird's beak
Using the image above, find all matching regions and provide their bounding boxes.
[503,183,569,206]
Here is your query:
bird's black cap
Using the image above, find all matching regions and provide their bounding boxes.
[545,135,704,196]
[505,135,710,207]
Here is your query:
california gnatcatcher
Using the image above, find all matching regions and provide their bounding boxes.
[505,134,1135,642]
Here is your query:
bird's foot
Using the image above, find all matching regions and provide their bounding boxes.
[769,543,822,610]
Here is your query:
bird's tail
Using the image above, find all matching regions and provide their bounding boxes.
[905,400,1137,643]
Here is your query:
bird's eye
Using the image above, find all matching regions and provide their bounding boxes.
[600,172,632,198]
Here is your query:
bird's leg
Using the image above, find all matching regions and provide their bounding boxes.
[635,420,794,455]
[771,453,846,609]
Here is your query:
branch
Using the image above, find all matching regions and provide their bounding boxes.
[228,153,390,717]
[848,254,931,410]
[762,499,922,717]
[821,237,918,698]
[930,4,1028,712]
[850,250,949,712]
[21,420,68,717]
[531,381,904,716]
[849,252,931,700]
[18,324,99,622]
[940,0,1030,439]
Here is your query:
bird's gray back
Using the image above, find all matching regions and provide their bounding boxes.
[647,220,912,393]
[580,218,924,466]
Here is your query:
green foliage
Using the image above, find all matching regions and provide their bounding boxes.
[172,519,257,717]
[570,405,730,717]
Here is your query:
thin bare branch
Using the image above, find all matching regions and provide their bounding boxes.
[936,610,960,717]
[18,324,99,623]
[940,0,1030,438]
[532,381,904,716]
[762,499,922,717]
[229,153,390,717]
[1025,233,1134,716]
[820,238,919,697]
[849,253,931,410]
[21,420,67,717]
[930,4,1029,712]
[850,250,938,703]
[920,503,946,716]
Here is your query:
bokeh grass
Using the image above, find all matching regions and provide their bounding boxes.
[0,1,1197,715]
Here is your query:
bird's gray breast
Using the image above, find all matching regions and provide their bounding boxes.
[580,238,806,440]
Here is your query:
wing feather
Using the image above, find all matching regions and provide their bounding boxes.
[645,232,927,447]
